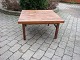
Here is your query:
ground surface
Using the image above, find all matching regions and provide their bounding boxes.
[0,3,80,60]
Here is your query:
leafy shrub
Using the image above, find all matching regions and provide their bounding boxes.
[20,0,48,10]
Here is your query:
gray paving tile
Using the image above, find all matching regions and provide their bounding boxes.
[27,39,37,45]
[0,40,10,47]
[19,44,30,53]
[40,43,50,51]
[52,55,61,60]
[7,40,18,47]
[59,41,66,49]
[30,43,41,51]
[7,31,16,37]
[72,53,80,60]
[22,50,34,60]
[41,56,50,60]
[75,40,80,47]
[45,37,54,44]
[40,33,49,39]
[33,49,45,59]
[53,38,61,43]
[69,37,75,42]
[61,37,68,43]
[36,38,45,45]
[18,39,28,45]
[44,48,55,58]
[30,58,37,60]
[55,47,64,57]
[18,58,24,60]
[76,36,80,41]
[32,34,41,40]
[0,45,10,55]
[0,35,8,42]
[14,35,23,41]
[50,42,58,50]
[9,44,21,52]
[67,41,74,48]
[0,51,13,60]
[9,51,23,60]
[74,46,80,55]
[64,46,73,56]
[62,55,72,60]
[7,35,17,41]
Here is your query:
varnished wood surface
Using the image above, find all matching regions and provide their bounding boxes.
[18,10,64,24]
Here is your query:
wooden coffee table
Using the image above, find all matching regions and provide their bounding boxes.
[18,10,64,40]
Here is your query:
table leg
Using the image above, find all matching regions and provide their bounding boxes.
[48,24,49,26]
[54,24,59,39]
[22,24,26,40]
[25,24,26,26]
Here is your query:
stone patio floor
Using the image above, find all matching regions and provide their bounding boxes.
[0,3,80,60]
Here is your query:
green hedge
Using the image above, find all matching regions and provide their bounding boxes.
[20,0,48,10]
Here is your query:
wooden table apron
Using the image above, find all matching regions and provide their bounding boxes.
[22,23,60,40]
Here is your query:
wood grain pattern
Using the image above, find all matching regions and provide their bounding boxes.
[18,10,64,24]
